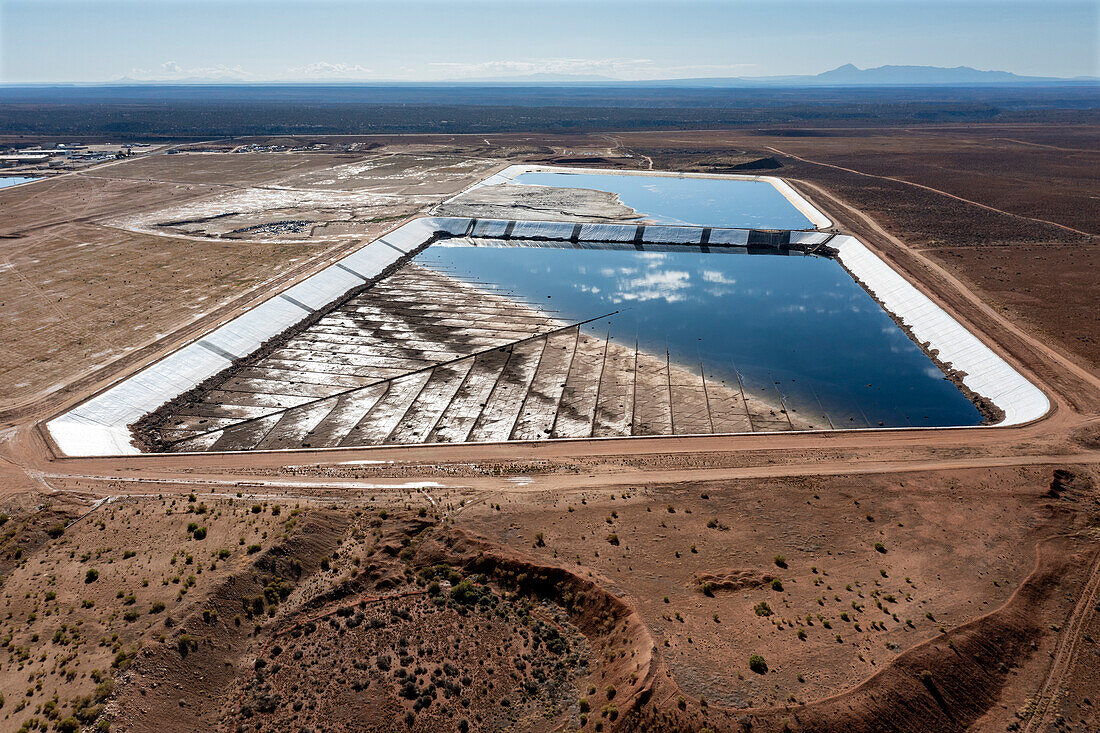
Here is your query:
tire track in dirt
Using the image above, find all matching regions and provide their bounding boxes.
[766,146,1094,238]
[1022,545,1100,732]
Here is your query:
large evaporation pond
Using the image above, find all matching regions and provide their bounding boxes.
[512,171,815,230]
[415,240,983,429]
[0,177,41,189]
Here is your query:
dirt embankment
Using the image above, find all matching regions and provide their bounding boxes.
[415,528,661,725]
[109,509,353,731]
[413,467,1098,732]
[425,521,1090,733]
[626,534,1094,732]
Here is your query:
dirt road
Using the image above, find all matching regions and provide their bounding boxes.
[767,146,1095,238]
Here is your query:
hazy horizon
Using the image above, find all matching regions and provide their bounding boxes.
[1,0,1096,84]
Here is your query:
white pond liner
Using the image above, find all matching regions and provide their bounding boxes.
[444,164,833,230]
[46,217,1048,457]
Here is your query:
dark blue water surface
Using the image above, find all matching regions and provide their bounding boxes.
[416,241,983,429]
[513,171,816,230]
[0,176,41,189]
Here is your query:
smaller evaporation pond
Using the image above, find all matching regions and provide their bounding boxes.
[512,171,815,230]
[416,240,984,429]
[0,177,41,189]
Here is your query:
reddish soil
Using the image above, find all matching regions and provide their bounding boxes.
[0,129,1098,732]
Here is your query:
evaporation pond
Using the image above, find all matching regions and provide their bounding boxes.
[416,240,984,429]
[0,177,41,189]
[512,171,815,230]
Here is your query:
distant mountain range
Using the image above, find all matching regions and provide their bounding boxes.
[654,64,1098,87]
[16,64,1099,87]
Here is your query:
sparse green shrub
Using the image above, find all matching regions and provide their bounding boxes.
[748,654,768,674]
[192,527,207,540]
[771,578,784,592]
[754,601,772,617]
[606,533,619,546]
[774,555,787,568]
[84,569,99,584]
[874,542,886,553]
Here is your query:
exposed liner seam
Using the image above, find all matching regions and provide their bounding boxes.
[197,340,240,362]
[334,263,370,281]
[279,294,315,314]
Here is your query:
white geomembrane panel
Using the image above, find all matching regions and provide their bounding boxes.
[281,267,365,311]
[642,226,703,244]
[789,232,831,246]
[471,219,512,238]
[203,298,307,359]
[578,223,635,242]
[832,235,1048,426]
[510,221,577,240]
[707,229,750,246]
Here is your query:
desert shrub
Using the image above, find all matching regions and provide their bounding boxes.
[247,544,261,554]
[771,578,784,592]
[606,533,619,546]
[84,569,99,584]
[450,580,493,607]
[149,601,165,614]
[192,527,207,541]
[748,654,768,674]
[251,504,263,514]
[753,601,772,617]
[773,555,787,568]
[874,542,886,553]
[186,522,198,534]
[47,524,65,539]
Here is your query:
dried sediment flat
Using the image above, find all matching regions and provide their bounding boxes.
[148,263,804,452]
[434,183,642,223]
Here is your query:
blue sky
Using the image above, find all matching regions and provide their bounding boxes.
[1,0,1096,82]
